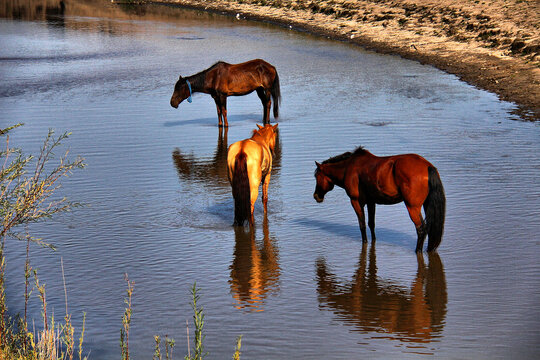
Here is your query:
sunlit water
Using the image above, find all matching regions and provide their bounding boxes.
[1,1,539,359]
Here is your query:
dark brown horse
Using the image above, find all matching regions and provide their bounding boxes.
[170,59,281,127]
[314,147,445,252]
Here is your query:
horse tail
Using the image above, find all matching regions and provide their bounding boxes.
[424,166,446,252]
[232,151,251,226]
[271,70,281,119]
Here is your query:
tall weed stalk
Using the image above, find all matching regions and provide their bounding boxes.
[120,274,134,360]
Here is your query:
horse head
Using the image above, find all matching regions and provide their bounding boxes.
[313,162,334,203]
[255,124,278,152]
[170,75,191,108]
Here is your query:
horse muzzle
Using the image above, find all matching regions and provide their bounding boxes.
[314,193,324,203]
[170,97,179,108]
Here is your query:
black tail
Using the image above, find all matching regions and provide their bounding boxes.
[232,152,250,226]
[424,166,446,252]
[271,71,281,119]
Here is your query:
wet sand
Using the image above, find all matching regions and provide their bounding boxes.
[154,0,539,120]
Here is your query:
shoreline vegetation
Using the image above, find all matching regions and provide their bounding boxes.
[150,0,540,120]
[0,124,238,359]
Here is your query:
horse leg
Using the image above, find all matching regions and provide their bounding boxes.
[406,204,427,252]
[257,88,271,124]
[262,171,271,214]
[350,199,368,243]
[367,203,376,241]
[249,171,262,227]
[220,95,228,128]
[213,97,223,127]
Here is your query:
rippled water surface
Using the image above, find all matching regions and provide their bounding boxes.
[1,1,539,359]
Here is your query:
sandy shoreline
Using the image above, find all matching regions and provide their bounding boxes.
[152,0,539,120]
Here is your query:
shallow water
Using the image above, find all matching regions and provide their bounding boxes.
[1,1,539,359]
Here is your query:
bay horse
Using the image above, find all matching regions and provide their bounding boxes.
[227,124,278,227]
[313,147,445,252]
[170,59,281,127]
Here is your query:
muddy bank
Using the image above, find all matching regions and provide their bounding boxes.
[152,0,539,120]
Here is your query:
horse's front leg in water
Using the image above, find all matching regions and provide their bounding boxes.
[213,97,223,127]
[350,199,368,243]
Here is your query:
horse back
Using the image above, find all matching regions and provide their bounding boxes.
[227,139,271,179]
[207,59,277,95]
[244,139,272,175]
[347,153,429,204]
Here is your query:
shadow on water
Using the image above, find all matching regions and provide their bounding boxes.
[229,216,280,311]
[316,244,447,347]
[164,114,258,128]
[295,218,415,248]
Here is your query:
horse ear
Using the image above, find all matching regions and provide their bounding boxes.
[315,161,322,169]
[256,124,263,129]
[178,75,183,80]
[272,124,278,130]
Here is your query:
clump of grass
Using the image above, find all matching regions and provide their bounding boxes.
[153,335,175,360]
[151,282,243,360]
[0,246,87,360]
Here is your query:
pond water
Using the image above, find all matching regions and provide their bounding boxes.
[1,1,539,359]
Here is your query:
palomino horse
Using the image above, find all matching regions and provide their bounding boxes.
[170,59,281,127]
[227,124,278,226]
[314,147,445,252]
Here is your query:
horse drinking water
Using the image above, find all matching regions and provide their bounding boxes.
[313,147,445,252]
[170,59,281,127]
[227,124,278,227]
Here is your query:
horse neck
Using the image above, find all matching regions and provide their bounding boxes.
[324,160,348,186]
[251,131,271,148]
[186,71,206,93]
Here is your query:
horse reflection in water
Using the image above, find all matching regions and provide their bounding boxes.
[171,128,281,190]
[229,216,280,311]
[316,244,447,344]
[172,128,230,188]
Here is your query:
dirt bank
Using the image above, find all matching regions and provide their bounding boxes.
[152,0,539,120]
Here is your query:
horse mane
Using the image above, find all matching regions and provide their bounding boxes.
[321,146,367,165]
[187,61,228,88]
[322,151,352,165]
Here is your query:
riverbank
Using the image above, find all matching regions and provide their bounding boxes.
[153,0,539,120]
